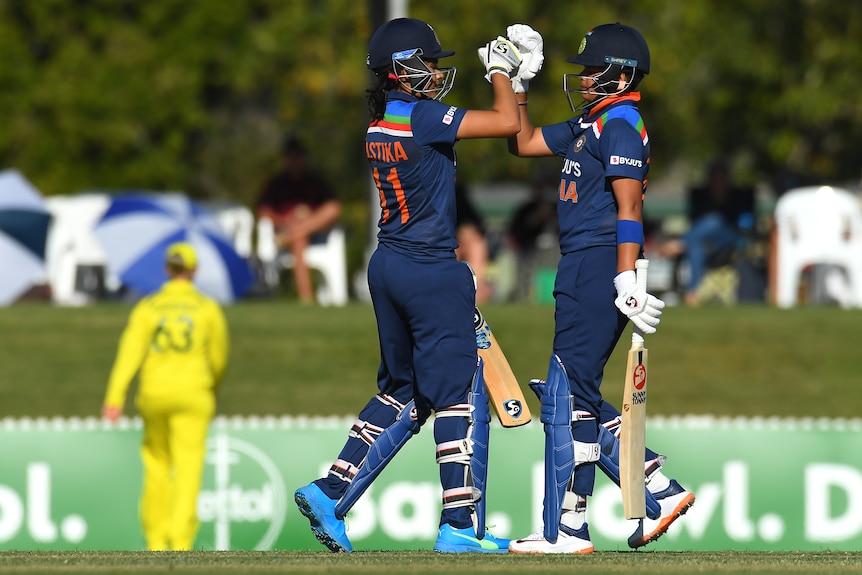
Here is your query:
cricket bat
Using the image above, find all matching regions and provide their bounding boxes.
[620,259,650,519]
[474,307,532,427]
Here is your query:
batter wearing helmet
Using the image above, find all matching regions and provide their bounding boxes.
[294,17,523,553]
[504,22,695,553]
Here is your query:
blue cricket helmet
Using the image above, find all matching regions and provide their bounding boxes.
[567,22,650,75]
[367,17,455,71]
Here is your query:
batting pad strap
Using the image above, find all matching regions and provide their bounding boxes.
[616,219,644,246]
[349,419,384,446]
[435,404,473,418]
[327,459,360,483]
[377,393,407,411]
[435,404,474,464]
[572,409,596,422]
[602,415,622,438]
[562,491,587,512]
[436,439,472,465]
[562,491,580,511]
[442,486,480,509]
[645,456,667,477]
[574,440,601,464]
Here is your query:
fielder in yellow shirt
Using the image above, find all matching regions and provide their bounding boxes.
[102,242,229,551]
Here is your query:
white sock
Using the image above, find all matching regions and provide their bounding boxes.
[560,493,587,530]
[560,509,586,530]
[646,468,671,493]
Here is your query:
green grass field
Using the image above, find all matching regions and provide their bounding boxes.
[1,301,859,419]
[1,550,861,574]
[1,301,860,573]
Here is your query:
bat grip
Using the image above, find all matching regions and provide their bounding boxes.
[632,259,649,344]
[635,258,649,291]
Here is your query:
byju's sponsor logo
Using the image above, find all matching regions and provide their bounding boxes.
[609,155,643,167]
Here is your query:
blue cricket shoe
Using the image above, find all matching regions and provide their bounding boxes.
[294,483,352,553]
[433,523,510,553]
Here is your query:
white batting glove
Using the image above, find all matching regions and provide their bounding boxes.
[507,24,544,93]
[477,36,522,83]
[614,270,665,334]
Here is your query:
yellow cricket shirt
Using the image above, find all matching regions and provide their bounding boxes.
[103,279,229,407]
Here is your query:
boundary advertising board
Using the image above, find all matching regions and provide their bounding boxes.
[0,415,860,551]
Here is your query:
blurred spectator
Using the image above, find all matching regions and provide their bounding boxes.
[506,180,558,302]
[454,182,491,304]
[256,135,341,304]
[661,158,754,305]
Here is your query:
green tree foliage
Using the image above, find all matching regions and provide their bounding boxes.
[411,0,862,189]
[641,0,862,188]
[0,0,860,204]
[0,0,371,204]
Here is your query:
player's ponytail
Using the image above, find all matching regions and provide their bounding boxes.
[367,69,396,121]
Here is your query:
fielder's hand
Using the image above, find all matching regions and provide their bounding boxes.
[614,270,665,334]
[477,36,522,83]
[102,405,122,422]
[506,24,544,93]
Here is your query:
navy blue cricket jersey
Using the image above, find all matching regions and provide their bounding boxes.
[541,94,650,254]
[366,91,468,258]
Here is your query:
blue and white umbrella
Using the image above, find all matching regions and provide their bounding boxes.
[0,170,51,306]
[93,192,255,303]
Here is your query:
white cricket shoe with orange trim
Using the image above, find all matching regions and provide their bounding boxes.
[628,479,695,549]
[509,524,594,554]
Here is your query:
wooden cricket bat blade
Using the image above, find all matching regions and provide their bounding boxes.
[474,307,532,427]
[620,259,650,519]
[620,344,648,519]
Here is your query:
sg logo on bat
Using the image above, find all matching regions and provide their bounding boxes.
[503,399,523,418]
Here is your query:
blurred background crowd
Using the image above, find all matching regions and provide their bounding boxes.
[2,0,861,309]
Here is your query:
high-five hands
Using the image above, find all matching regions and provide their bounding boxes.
[614,270,665,334]
[477,36,522,83]
[506,24,544,93]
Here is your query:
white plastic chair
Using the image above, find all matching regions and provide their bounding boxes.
[256,217,348,306]
[773,186,862,308]
[44,194,115,305]
[198,200,255,259]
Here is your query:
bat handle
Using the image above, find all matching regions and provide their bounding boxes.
[632,259,649,344]
[635,258,649,291]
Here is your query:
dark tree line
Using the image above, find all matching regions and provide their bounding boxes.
[1,0,859,206]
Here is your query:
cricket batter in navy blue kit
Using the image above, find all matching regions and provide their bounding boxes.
[294,17,524,553]
[503,23,695,553]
